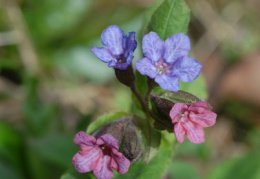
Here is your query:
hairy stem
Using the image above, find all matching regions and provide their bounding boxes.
[130,84,149,115]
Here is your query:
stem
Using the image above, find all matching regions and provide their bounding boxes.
[144,78,154,109]
[130,80,159,161]
[130,84,149,115]
[130,83,159,123]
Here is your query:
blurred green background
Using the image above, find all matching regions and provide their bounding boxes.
[0,0,260,179]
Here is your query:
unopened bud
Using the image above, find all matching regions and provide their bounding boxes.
[115,66,135,87]
[93,116,143,161]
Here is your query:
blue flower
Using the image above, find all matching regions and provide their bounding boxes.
[136,32,202,92]
[91,25,137,70]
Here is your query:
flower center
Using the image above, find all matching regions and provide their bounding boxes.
[155,60,169,75]
[179,111,189,122]
[117,54,126,64]
[100,144,112,156]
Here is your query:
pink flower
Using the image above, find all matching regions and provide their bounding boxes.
[72,131,130,179]
[169,101,217,144]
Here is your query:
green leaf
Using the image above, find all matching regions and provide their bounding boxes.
[180,75,208,100]
[61,173,77,179]
[115,132,174,179]
[114,161,146,179]
[113,87,132,112]
[86,112,129,134]
[138,131,175,179]
[207,150,260,179]
[147,0,190,39]
[60,171,94,179]
[167,160,200,179]
[152,88,200,104]
[135,71,148,98]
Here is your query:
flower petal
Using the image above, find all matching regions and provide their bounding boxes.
[112,148,130,174]
[113,62,130,70]
[107,60,117,68]
[136,58,157,78]
[188,101,217,127]
[170,103,188,123]
[73,131,96,146]
[174,123,185,143]
[155,75,179,92]
[72,147,102,173]
[101,25,124,55]
[109,158,118,171]
[183,121,205,144]
[115,32,137,70]
[189,101,211,115]
[124,32,137,57]
[192,101,209,108]
[164,33,190,63]
[190,101,209,109]
[97,134,119,149]
[172,56,202,82]
[189,111,217,128]
[91,47,116,63]
[124,51,134,67]
[94,155,114,179]
[142,32,164,62]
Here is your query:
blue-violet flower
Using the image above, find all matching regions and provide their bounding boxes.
[91,25,137,70]
[136,32,202,92]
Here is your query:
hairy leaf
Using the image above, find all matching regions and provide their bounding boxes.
[86,112,129,134]
[147,0,190,39]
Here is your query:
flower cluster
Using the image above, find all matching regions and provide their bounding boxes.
[72,25,217,179]
[91,25,201,92]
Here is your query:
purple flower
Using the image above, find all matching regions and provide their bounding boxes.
[72,131,130,179]
[169,101,217,144]
[91,25,137,70]
[136,32,202,92]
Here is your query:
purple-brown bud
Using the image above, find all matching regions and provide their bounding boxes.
[93,116,143,162]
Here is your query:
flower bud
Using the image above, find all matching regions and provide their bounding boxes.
[93,116,143,162]
[114,65,135,87]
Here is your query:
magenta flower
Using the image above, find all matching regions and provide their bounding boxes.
[136,32,202,92]
[72,131,130,179]
[91,25,137,70]
[169,101,217,144]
